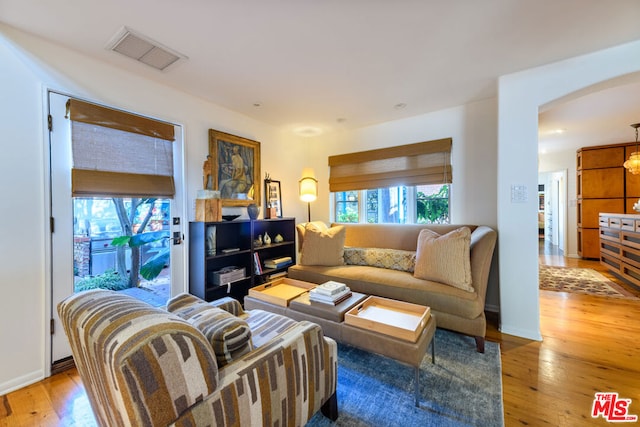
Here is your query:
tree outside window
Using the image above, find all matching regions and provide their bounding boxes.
[416,184,449,224]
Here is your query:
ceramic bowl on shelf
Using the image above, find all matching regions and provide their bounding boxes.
[221,215,241,221]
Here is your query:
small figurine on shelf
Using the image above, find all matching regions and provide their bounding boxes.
[263,232,271,245]
[254,234,263,248]
[206,225,216,255]
[274,234,284,243]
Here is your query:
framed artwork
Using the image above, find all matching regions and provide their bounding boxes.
[264,179,282,218]
[209,129,261,207]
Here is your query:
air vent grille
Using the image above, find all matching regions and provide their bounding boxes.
[107,27,185,71]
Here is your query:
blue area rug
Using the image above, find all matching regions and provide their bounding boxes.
[307,329,504,427]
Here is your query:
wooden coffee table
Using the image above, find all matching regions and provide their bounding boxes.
[245,283,436,406]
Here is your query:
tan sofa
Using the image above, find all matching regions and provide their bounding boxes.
[288,223,497,352]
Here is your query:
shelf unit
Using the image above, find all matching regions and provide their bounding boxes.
[189,218,296,302]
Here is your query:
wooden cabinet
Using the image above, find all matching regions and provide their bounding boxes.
[189,218,296,302]
[577,168,624,199]
[577,144,634,259]
[600,213,640,288]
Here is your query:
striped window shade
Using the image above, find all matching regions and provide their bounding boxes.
[328,138,452,192]
[67,98,176,197]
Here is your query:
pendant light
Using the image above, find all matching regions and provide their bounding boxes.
[623,123,640,175]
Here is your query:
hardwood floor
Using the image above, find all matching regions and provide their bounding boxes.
[1,244,639,426]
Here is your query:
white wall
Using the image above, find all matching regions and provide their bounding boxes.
[498,39,640,340]
[0,26,48,394]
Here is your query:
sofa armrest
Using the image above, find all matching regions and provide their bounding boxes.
[469,225,497,305]
[59,290,219,427]
[171,320,338,427]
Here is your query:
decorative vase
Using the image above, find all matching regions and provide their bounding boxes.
[247,203,259,220]
[206,225,216,255]
[263,232,271,245]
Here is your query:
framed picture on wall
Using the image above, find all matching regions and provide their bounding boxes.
[264,179,282,218]
[208,129,261,207]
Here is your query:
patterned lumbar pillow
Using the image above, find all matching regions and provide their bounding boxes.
[187,307,253,367]
[343,247,416,273]
[300,224,346,266]
[167,293,252,367]
[413,227,473,292]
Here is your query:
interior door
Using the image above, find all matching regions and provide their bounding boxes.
[49,92,75,363]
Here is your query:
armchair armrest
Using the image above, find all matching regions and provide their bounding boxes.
[171,321,338,427]
[59,290,219,427]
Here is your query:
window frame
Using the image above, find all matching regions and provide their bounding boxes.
[332,184,450,224]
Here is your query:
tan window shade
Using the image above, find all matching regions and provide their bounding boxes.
[328,138,452,192]
[67,99,175,141]
[68,99,175,197]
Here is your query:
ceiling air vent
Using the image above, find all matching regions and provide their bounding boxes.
[106,27,186,71]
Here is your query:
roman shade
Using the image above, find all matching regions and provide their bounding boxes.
[328,138,452,192]
[67,99,176,197]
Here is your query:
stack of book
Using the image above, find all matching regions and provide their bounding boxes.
[264,256,293,269]
[309,281,352,305]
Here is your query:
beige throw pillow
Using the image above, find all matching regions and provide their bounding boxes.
[300,224,346,266]
[414,227,473,292]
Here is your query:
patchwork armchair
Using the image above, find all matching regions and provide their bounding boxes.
[58,289,338,426]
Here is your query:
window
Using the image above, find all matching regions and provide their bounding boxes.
[333,184,449,224]
[335,190,359,223]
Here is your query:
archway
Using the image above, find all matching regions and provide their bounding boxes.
[497,39,640,340]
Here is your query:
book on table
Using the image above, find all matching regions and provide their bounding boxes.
[313,281,347,296]
[309,285,352,305]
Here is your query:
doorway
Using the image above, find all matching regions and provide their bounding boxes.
[48,92,185,369]
[538,170,567,255]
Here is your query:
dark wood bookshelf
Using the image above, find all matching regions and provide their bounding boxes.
[189,218,296,302]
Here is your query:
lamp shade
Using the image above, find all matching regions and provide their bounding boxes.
[299,176,318,202]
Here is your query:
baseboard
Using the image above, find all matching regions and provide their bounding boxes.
[484,304,500,313]
[0,369,44,396]
[499,325,542,341]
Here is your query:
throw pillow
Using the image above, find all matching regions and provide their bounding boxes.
[343,247,416,273]
[414,227,473,292]
[300,224,346,266]
[188,307,253,367]
[167,293,253,367]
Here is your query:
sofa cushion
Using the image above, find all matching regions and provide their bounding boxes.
[167,293,253,367]
[288,264,483,319]
[300,224,346,266]
[344,247,416,273]
[414,227,473,292]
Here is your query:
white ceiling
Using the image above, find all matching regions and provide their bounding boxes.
[2,0,640,150]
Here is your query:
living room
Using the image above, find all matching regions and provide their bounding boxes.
[2,2,640,425]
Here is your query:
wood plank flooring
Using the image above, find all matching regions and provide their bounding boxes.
[2,244,639,426]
